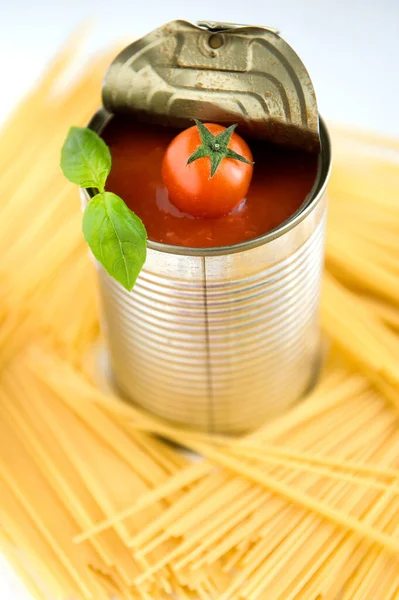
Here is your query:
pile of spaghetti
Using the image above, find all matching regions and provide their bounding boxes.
[1,33,399,600]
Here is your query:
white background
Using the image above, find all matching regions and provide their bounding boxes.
[0,0,398,598]
[0,0,399,134]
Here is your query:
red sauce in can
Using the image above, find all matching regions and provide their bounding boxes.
[103,117,319,248]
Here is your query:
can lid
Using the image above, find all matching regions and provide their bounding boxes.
[102,20,320,152]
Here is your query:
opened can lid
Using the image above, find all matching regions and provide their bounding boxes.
[102,20,320,152]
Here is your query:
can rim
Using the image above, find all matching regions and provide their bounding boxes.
[84,110,331,257]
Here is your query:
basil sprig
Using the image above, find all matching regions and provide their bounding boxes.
[61,127,147,291]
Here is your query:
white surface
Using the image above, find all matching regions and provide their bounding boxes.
[1,0,399,134]
[0,0,398,598]
[0,555,33,600]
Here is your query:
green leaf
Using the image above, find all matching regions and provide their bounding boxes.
[209,153,224,178]
[61,126,111,192]
[225,148,254,165]
[193,119,214,146]
[214,124,237,149]
[186,145,209,166]
[82,192,147,291]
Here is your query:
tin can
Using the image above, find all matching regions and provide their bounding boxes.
[82,21,332,434]
[83,113,330,434]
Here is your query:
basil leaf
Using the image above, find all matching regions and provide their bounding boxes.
[61,126,111,192]
[83,192,147,291]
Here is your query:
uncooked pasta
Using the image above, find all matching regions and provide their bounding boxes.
[0,30,399,600]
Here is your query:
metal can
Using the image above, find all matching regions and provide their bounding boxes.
[82,21,332,433]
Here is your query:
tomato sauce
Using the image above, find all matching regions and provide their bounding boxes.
[103,117,319,248]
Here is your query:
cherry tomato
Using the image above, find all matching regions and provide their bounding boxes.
[161,121,254,218]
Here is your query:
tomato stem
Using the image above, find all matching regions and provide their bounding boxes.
[187,120,254,178]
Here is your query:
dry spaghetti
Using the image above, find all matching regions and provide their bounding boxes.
[0,30,399,600]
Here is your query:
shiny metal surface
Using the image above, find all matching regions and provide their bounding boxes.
[102,20,320,152]
[83,115,331,434]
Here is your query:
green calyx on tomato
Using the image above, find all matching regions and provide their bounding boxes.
[188,119,254,178]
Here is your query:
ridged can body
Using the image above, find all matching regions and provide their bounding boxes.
[85,115,331,434]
